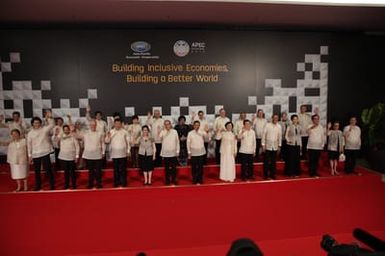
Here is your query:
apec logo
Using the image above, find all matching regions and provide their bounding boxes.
[130,41,151,53]
[173,40,190,57]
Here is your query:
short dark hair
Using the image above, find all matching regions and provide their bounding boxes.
[193,120,200,125]
[290,114,298,121]
[132,115,139,120]
[142,125,149,131]
[312,114,320,120]
[178,115,186,122]
[243,119,251,125]
[31,117,42,125]
[114,118,122,123]
[198,111,204,115]
[225,121,233,128]
[95,111,102,116]
[10,129,21,135]
[62,124,70,130]
[12,111,20,117]
[55,117,64,122]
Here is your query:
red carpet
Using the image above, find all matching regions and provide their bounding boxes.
[0,155,384,256]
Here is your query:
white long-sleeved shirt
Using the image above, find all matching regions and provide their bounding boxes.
[7,138,28,165]
[187,130,207,156]
[213,116,230,140]
[262,122,282,151]
[58,134,80,161]
[298,113,312,137]
[86,112,108,134]
[343,125,361,150]
[160,129,180,157]
[234,119,245,136]
[253,118,267,139]
[238,129,256,154]
[285,124,302,147]
[105,128,130,159]
[193,117,210,142]
[307,124,325,150]
[126,123,142,146]
[82,130,106,160]
[147,117,164,143]
[27,119,55,158]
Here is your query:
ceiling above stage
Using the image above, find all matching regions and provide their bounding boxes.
[0,0,385,31]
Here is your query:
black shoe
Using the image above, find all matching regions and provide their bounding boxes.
[263,176,268,180]
[50,186,55,190]
[241,178,247,182]
[96,185,103,189]
[34,187,41,191]
[270,176,276,180]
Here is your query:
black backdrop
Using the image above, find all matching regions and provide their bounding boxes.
[0,29,384,124]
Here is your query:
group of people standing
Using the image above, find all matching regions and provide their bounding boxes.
[0,104,361,192]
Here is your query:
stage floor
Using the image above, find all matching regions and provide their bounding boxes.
[0,160,384,256]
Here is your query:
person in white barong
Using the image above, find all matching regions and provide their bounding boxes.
[220,121,237,182]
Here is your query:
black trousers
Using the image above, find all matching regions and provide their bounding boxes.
[286,145,301,176]
[54,148,60,171]
[264,150,277,178]
[86,159,103,188]
[301,137,309,159]
[164,157,178,184]
[236,141,241,163]
[308,149,321,176]
[281,140,288,175]
[113,157,127,187]
[61,159,77,189]
[344,149,359,173]
[215,139,221,164]
[191,155,204,184]
[240,153,254,180]
[203,142,208,165]
[33,154,55,190]
[155,143,162,167]
[255,139,262,161]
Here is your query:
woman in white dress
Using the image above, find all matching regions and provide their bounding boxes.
[1,129,29,191]
[220,122,237,182]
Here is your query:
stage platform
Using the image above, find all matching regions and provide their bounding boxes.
[0,157,384,256]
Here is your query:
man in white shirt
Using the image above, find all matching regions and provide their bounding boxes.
[343,116,361,174]
[86,105,108,134]
[253,109,267,161]
[234,112,247,163]
[187,120,208,185]
[105,118,130,187]
[262,114,282,180]
[307,114,325,177]
[213,108,230,164]
[193,110,210,164]
[53,117,64,171]
[160,120,180,185]
[81,119,106,189]
[55,124,80,189]
[27,110,55,190]
[237,119,256,181]
[147,110,164,167]
[298,105,312,159]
